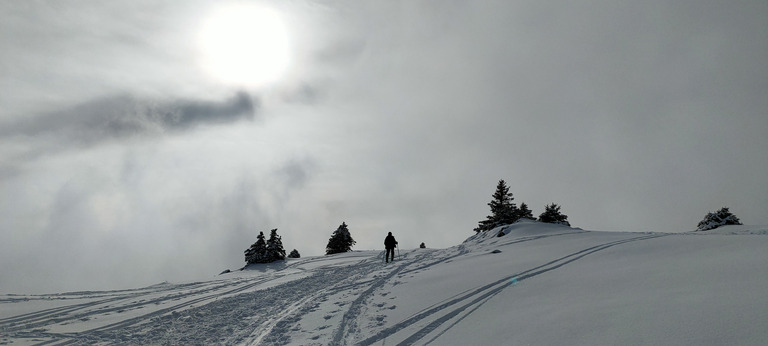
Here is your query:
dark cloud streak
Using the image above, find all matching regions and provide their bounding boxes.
[0,91,258,175]
[1,91,257,139]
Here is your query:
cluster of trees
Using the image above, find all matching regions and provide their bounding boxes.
[244,229,287,264]
[474,180,743,233]
[696,207,742,231]
[474,179,569,233]
[244,222,357,265]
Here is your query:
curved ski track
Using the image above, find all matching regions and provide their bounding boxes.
[357,233,668,346]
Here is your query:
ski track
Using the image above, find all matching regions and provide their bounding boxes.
[328,252,434,346]
[2,231,669,346]
[357,233,669,346]
[0,282,211,332]
[1,273,296,345]
[245,257,385,345]
[399,231,588,276]
[9,280,253,335]
[2,253,395,345]
[0,282,206,326]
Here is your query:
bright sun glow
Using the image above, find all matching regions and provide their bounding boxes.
[199,4,290,88]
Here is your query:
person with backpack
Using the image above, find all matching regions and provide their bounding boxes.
[384,232,398,263]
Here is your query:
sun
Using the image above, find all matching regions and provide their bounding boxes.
[198,4,291,88]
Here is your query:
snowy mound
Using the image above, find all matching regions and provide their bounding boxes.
[693,224,768,235]
[464,219,582,244]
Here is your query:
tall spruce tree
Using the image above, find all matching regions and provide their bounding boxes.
[326,222,356,255]
[266,228,286,262]
[244,231,268,264]
[538,203,570,226]
[474,179,519,232]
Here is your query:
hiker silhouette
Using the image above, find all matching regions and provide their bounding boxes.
[384,232,398,263]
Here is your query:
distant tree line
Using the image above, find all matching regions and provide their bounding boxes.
[473,179,745,234]
[474,179,570,233]
[242,181,744,264]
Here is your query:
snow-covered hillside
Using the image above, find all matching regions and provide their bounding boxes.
[2,221,767,345]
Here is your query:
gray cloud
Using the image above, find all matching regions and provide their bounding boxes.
[0,92,258,174]
[1,91,256,140]
[169,92,258,130]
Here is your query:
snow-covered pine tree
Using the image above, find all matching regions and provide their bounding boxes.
[474,179,519,232]
[696,207,742,231]
[288,249,300,258]
[266,228,286,262]
[244,246,254,264]
[538,203,570,226]
[517,202,535,220]
[326,222,356,255]
[244,231,268,264]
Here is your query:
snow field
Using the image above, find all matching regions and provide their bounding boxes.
[1,221,766,345]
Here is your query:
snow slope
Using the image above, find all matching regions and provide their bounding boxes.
[2,221,767,345]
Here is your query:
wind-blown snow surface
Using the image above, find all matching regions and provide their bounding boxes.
[2,221,767,345]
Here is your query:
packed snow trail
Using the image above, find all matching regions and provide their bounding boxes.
[1,250,428,345]
[328,251,433,346]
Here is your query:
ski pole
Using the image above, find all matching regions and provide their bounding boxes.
[396,244,400,260]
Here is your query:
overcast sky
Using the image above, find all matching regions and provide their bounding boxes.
[1,0,766,294]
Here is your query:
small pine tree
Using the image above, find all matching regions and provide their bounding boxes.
[326,222,356,255]
[517,202,534,220]
[288,249,300,258]
[266,228,286,262]
[244,231,268,264]
[474,179,519,232]
[696,207,742,231]
[538,203,570,226]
